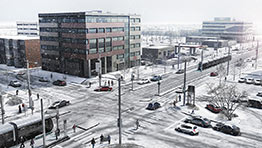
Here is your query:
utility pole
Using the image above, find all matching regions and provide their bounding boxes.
[177,43,181,69]
[0,95,5,124]
[99,53,102,87]
[227,46,231,76]
[183,60,187,106]
[200,49,204,71]
[26,60,33,114]
[157,80,161,96]
[131,74,134,91]
[118,78,122,145]
[55,106,60,140]
[40,99,46,147]
[255,41,259,70]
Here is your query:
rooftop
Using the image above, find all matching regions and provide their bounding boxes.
[143,45,172,49]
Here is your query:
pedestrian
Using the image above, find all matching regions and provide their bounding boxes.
[191,109,195,114]
[50,73,53,79]
[20,136,25,148]
[100,134,104,143]
[16,90,19,95]
[107,135,111,144]
[173,100,176,107]
[18,105,22,113]
[104,81,106,86]
[73,124,76,133]
[89,82,92,88]
[135,119,140,130]
[111,80,113,86]
[108,80,110,86]
[91,138,96,148]
[225,77,227,81]
[179,95,181,102]
[37,93,39,100]
[30,138,34,148]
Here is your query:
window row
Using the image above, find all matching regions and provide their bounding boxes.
[130,35,141,40]
[117,54,124,59]
[64,48,86,55]
[39,17,85,23]
[62,38,86,44]
[130,51,140,57]
[130,26,141,31]
[130,43,141,48]
[40,27,125,34]
[86,16,128,23]
[130,18,141,23]
[41,45,59,50]
[18,28,38,30]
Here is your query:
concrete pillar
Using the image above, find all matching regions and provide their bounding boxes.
[88,59,91,78]
[104,57,107,74]
[83,60,88,78]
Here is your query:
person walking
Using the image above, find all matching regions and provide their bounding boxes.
[108,80,110,86]
[20,136,25,148]
[100,134,104,143]
[16,90,19,95]
[18,105,22,113]
[135,119,140,130]
[50,73,53,79]
[91,138,96,148]
[111,80,113,86]
[37,93,39,100]
[30,138,34,148]
[107,135,111,144]
[73,124,76,133]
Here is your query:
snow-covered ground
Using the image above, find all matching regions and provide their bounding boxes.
[0,42,262,148]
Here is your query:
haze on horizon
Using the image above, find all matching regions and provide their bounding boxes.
[0,0,262,26]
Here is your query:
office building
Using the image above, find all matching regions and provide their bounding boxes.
[0,36,41,68]
[17,21,39,36]
[202,17,253,42]
[39,11,141,77]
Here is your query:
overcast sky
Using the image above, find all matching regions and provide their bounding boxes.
[1,0,262,24]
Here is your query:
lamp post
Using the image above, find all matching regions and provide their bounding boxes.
[157,80,161,96]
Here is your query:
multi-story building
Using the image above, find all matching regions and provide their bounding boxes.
[202,17,253,43]
[0,36,41,68]
[17,21,39,36]
[38,11,141,77]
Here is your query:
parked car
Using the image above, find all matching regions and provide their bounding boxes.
[254,79,261,85]
[257,92,262,97]
[9,81,22,87]
[137,79,150,85]
[146,102,161,110]
[238,77,246,83]
[246,78,254,84]
[39,77,50,82]
[48,100,70,109]
[175,123,199,136]
[150,75,162,81]
[184,116,211,128]
[213,123,241,136]
[247,99,262,109]
[94,86,112,92]
[205,104,223,113]
[210,72,218,77]
[176,69,184,74]
[53,80,67,86]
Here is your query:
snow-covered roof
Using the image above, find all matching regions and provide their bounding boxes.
[143,45,172,50]
[0,35,39,40]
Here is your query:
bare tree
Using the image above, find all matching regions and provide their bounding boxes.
[234,58,246,77]
[207,82,244,120]
[216,63,227,84]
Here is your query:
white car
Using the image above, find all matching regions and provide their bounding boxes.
[238,77,246,83]
[137,79,150,85]
[254,79,262,85]
[246,78,254,84]
[175,123,199,135]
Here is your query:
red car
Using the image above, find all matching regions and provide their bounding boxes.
[205,104,222,113]
[94,86,112,92]
[210,72,218,77]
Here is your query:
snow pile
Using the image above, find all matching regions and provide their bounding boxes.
[5,94,23,106]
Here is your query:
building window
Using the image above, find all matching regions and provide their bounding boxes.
[135,18,141,23]
[130,44,135,48]
[135,27,141,31]
[130,35,135,40]
[131,27,135,31]
[98,38,105,48]
[135,43,140,48]
[98,28,105,33]
[136,51,140,56]
[135,35,140,39]
[89,48,97,54]
[98,47,104,53]
[131,18,135,23]
[106,28,112,32]
[88,28,97,33]
[113,46,118,50]
[106,38,112,47]
[118,36,124,41]
[106,47,112,52]
[89,39,97,49]
[117,54,124,59]
[112,37,118,41]
[130,52,135,57]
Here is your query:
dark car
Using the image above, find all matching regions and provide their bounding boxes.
[184,116,211,128]
[176,69,184,74]
[53,80,67,86]
[205,104,223,113]
[146,102,161,110]
[9,81,22,87]
[247,99,262,109]
[39,77,50,82]
[210,72,218,77]
[48,100,70,109]
[150,75,162,81]
[94,86,112,92]
[213,123,241,136]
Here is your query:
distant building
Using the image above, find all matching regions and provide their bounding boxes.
[17,21,39,36]
[202,17,253,43]
[38,10,141,77]
[186,36,219,44]
[142,45,173,63]
[0,36,41,68]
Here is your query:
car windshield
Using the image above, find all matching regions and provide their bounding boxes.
[181,124,192,129]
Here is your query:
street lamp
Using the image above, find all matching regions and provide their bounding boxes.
[157,80,161,96]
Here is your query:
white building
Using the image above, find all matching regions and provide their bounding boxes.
[17,21,39,36]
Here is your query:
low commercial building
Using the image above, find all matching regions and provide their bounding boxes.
[186,36,218,44]
[142,45,173,63]
[0,36,41,68]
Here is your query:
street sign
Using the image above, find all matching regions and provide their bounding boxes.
[95,62,100,73]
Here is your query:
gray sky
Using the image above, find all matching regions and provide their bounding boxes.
[1,0,262,24]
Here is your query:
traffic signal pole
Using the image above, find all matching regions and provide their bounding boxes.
[118,78,122,145]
